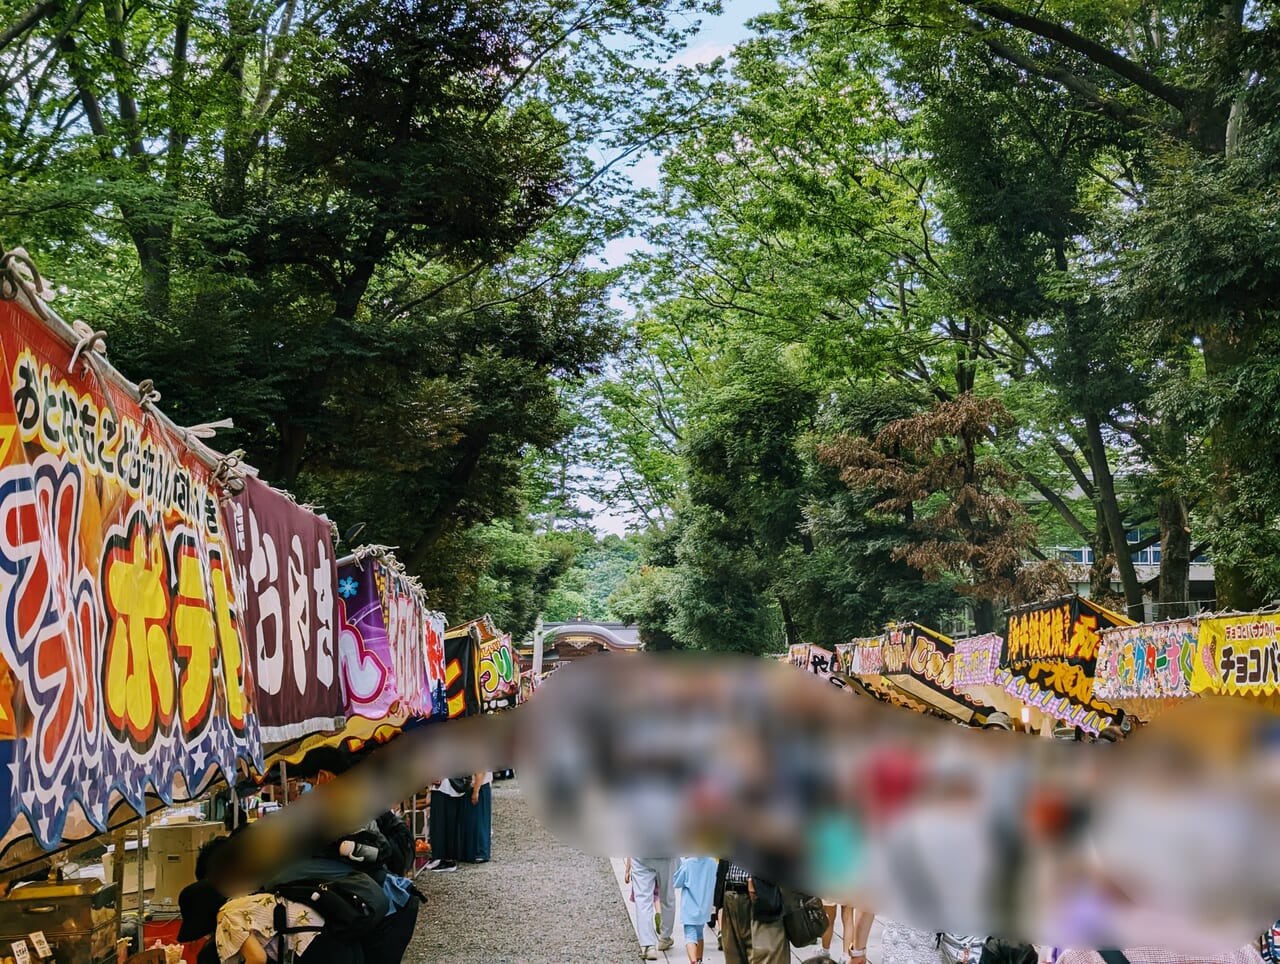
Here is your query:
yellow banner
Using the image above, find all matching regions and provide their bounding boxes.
[1192,615,1280,696]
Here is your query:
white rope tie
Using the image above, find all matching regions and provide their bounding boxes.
[61,318,120,423]
[136,379,162,407]
[0,246,54,317]
[68,320,108,374]
[182,418,234,441]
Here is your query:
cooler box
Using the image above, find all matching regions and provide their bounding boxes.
[0,877,118,964]
[149,821,222,910]
[143,915,207,964]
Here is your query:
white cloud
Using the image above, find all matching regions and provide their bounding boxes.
[665,40,733,69]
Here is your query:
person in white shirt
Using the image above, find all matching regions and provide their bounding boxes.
[426,775,470,872]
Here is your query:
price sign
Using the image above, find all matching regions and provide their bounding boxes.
[25,933,49,959]
[10,939,30,964]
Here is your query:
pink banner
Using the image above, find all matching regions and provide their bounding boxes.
[953,633,1002,687]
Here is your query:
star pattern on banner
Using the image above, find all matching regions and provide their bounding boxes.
[8,713,263,850]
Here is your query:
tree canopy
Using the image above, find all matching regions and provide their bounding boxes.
[0,0,718,619]
[5,0,1279,643]
[589,0,1280,652]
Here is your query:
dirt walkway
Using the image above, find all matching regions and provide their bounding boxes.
[404,779,636,963]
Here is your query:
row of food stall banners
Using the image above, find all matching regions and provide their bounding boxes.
[788,593,1280,733]
[0,288,528,869]
[3,281,1278,869]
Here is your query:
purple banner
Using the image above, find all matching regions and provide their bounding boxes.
[337,560,399,721]
[223,477,342,742]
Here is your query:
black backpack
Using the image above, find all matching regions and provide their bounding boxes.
[781,889,830,947]
[976,940,1039,964]
[271,871,389,944]
[376,811,415,876]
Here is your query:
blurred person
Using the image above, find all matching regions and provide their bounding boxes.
[872,748,993,938]
[426,776,469,872]
[179,876,366,964]
[675,855,717,964]
[746,873,788,964]
[975,707,1028,936]
[627,855,677,958]
[214,890,364,964]
[809,804,867,962]
[819,902,840,960]
[983,712,1014,732]
[1056,947,1263,964]
[841,907,874,963]
[714,859,788,964]
[325,813,424,964]
[459,771,492,863]
[716,859,754,964]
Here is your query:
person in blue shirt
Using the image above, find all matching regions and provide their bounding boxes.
[674,856,717,964]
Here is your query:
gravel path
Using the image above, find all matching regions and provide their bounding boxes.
[878,920,948,964]
[404,778,637,963]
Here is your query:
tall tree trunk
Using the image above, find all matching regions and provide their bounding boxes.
[778,596,800,648]
[220,0,252,216]
[1084,412,1145,620]
[973,598,996,635]
[406,436,490,573]
[270,418,309,486]
[1089,512,1114,601]
[1156,361,1191,619]
[1157,489,1191,619]
[1201,326,1265,609]
[130,225,173,320]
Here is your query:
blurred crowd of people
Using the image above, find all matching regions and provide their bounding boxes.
[174,769,499,962]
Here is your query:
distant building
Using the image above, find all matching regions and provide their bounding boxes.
[1043,527,1215,619]
[515,620,642,673]
[938,527,1216,638]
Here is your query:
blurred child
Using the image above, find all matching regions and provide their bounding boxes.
[674,856,717,964]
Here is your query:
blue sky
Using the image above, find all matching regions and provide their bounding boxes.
[583,0,776,537]
[595,0,776,287]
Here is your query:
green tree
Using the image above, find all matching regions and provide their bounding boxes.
[824,0,1280,605]
[0,0,720,612]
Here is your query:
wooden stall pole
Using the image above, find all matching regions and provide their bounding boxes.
[111,824,127,943]
[135,815,145,917]
[280,760,289,807]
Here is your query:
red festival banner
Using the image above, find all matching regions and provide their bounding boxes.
[0,299,261,851]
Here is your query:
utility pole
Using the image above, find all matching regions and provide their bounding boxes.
[533,615,545,678]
